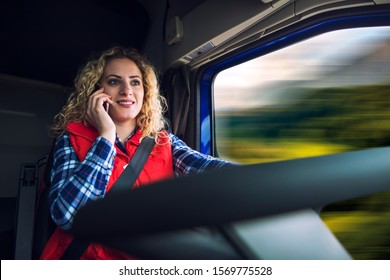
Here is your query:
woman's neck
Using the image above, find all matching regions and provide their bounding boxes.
[115,121,137,143]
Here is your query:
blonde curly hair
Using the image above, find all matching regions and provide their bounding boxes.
[51,46,168,142]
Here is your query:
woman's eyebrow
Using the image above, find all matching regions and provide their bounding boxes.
[105,74,121,79]
[104,74,141,79]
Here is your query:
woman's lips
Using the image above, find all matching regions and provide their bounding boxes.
[117,100,135,107]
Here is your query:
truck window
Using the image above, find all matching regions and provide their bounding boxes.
[214,26,390,259]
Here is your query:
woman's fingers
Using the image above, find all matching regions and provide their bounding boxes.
[89,88,108,110]
[85,89,116,142]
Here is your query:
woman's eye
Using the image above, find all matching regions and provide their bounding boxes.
[108,79,120,85]
[131,80,141,86]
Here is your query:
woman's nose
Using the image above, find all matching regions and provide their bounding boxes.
[120,82,132,95]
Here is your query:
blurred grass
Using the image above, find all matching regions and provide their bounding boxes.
[321,211,390,259]
[217,138,390,259]
[217,138,350,164]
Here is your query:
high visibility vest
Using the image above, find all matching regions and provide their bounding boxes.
[40,122,174,259]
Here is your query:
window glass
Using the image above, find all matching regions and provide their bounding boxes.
[214,26,390,259]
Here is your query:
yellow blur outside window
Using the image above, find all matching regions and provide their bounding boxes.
[214,26,390,260]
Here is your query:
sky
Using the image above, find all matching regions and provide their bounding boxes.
[214,26,390,110]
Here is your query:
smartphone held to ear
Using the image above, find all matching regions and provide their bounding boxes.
[94,83,101,92]
[103,102,109,112]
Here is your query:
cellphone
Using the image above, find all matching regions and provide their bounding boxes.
[94,84,101,92]
[103,102,109,112]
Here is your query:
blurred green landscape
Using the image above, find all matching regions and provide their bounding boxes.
[216,84,390,259]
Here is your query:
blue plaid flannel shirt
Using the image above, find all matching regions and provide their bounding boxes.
[49,132,234,230]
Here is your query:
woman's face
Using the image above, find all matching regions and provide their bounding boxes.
[100,58,144,126]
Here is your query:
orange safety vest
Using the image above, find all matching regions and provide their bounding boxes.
[40,122,174,259]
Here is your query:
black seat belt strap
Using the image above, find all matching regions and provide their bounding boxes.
[111,136,155,193]
[61,136,155,259]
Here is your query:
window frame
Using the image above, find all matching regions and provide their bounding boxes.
[196,8,390,156]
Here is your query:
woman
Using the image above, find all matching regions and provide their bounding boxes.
[40,46,233,259]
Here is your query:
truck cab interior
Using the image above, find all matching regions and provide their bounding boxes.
[1,0,390,260]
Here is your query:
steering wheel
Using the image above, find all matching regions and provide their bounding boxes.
[70,146,390,259]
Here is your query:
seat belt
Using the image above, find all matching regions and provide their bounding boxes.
[110,136,155,194]
[61,136,155,259]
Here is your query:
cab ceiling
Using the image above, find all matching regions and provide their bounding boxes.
[0,0,149,87]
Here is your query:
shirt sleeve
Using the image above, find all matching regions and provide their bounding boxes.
[170,133,237,177]
[49,133,116,230]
